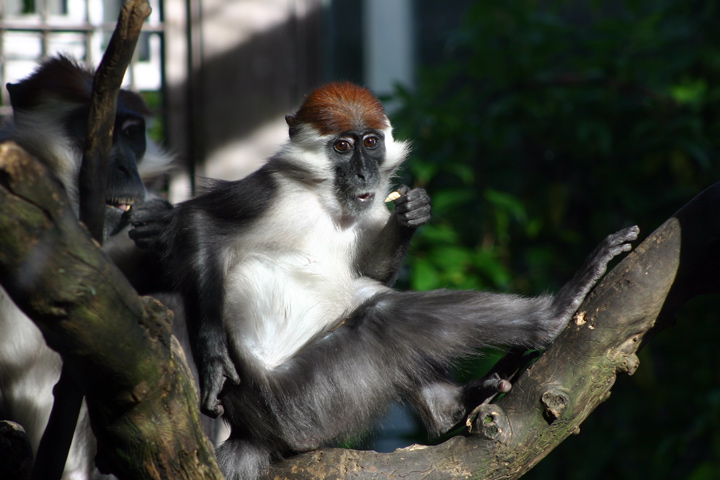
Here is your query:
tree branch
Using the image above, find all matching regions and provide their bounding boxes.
[0,141,223,479]
[78,0,151,242]
[35,3,153,477]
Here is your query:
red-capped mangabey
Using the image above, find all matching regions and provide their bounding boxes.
[130,82,638,480]
[0,55,172,480]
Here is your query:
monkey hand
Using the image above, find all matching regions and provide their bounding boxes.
[392,185,431,229]
[128,198,174,254]
[581,225,640,284]
[546,225,640,345]
[200,347,241,418]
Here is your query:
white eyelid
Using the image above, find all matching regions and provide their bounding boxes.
[121,118,142,132]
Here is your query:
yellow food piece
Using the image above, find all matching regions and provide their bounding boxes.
[384,191,402,203]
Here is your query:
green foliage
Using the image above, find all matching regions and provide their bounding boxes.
[393,0,720,294]
[389,1,720,478]
[140,91,166,145]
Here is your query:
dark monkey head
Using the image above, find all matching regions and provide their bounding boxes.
[285,82,405,217]
[4,55,165,238]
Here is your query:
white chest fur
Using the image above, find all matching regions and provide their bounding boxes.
[223,189,376,369]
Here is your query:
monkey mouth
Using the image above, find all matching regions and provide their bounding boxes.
[104,198,140,238]
[356,192,375,203]
[106,199,135,212]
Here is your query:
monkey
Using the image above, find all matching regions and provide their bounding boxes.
[0,55,173,480]
[129,81,638,479]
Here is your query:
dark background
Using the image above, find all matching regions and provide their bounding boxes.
[152,0,720,477]
[375,1,720,478]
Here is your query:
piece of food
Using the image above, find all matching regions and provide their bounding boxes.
[384,191,401,203]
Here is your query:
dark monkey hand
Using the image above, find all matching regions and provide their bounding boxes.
[392,185,431,229]
[200,342,241,418]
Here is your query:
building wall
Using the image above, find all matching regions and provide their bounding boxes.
[163,0,423,200]
[164,0,323,200]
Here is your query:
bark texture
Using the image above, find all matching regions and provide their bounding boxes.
[0,141,223,479]
[78,0,151,241]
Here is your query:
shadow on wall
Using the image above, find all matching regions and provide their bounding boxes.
[164,4,325,181]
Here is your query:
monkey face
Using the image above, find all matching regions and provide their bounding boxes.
[61,108,148,238]
[104,112,149,237]
[329,130,386,216]
[5,56,160,241]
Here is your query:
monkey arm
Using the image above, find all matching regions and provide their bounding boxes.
[163,172,277,418]
[359,185,431,285]
[181,270,240,418]
[171,213,241,418]
[130,196,242,417]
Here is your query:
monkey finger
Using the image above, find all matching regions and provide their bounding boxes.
[393,197,419,213]
[130,198,173,225]
[128,222,164,238]
[400,217,431,229]
[401,204,432,221]
[397,205,432,228]
[201,368,227,418]
[395,184,410,196]
[394,188,430,210]
[128,226,166,252]
[405,187,429,201]
[201,395,224,418]
[395,200,431,217]
[223,357,241,385]
[201,399,224,418]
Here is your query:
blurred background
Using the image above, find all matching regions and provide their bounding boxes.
[1,1,719,478]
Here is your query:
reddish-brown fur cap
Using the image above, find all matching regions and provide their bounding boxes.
[288,82,389,137]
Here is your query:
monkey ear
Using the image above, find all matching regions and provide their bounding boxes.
[6,83,27,111]
[6,83,18,100]
[285,115,300,138]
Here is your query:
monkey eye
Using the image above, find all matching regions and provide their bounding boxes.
[363,136,379,149]
[334,139,353,153]
[121,118,144,137]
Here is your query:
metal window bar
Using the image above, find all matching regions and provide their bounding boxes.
[0,0,164,117]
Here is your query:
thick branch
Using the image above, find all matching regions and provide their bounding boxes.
[36,3,153,477]
[0,142,223,479]
[268,183,720,479]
